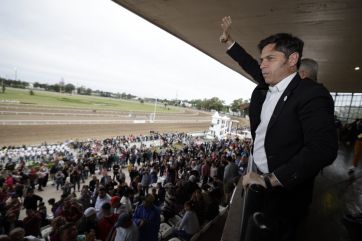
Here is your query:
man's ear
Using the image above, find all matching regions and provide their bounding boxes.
[288,52,299,67]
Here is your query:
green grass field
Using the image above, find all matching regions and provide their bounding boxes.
[0,88,180,112]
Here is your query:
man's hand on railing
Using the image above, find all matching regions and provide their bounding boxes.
[242,172,267,189]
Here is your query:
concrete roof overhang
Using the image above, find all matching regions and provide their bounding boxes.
[113,0,362,93]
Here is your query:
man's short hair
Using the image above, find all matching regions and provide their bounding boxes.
[101,202,111,210]
[116,213,132,228]
[300,58,319,81]
[9,228,25,241]
[258,33,304,68]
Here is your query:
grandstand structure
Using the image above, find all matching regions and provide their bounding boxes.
[1,1,362,241]
[110,1,362,241]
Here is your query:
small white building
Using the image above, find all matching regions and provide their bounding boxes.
[208,112,235,139]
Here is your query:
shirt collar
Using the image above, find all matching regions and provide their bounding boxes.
[268,72,297,93]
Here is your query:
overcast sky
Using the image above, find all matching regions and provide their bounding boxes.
[0,0,256,104]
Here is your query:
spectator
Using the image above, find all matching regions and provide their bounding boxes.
[23,189,42,211]
[133,194,160,241]
[54,170,64,191]
[201,160,210,186]
[223,156,239,204]
[77,207,98,236]
[156,182,166,205]
[3,212,23,235]
[120,191,133,214]
[190,189,206,225]
[23,208,42,237]
[112,164,120,181]
[8,228,25,241]
[113,213,139,241]
[78,185,92,210]
[140,169,151,195]
[111,196,127,215]
[299,58,319,82]
[100,170,112,191]
[58,223,79,241]
[173,201,200,241]
[60,198,83,223]
[94,185,111,217]
[61,178,73,197]
[89,176,98,193]
[49,216,66,241]
[97,202,118,241]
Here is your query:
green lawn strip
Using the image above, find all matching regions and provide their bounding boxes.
[0,88,180,113]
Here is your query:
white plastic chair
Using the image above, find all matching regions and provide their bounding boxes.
[159,222,173,240]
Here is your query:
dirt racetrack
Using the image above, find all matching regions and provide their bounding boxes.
[0,103,214,146]
[0,122,209,146]
[0,103,249,146]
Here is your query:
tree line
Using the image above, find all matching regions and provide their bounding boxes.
[0,77,136,99]
[0,77,249,113]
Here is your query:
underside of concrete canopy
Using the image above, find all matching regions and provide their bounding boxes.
[113,0,362,92]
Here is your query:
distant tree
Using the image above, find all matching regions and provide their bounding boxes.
[3,79,28,89]
[1,80,5,93]
[138,98,144,104]
[33,82,40,88]
[231,98,243,112]
[86,88,92,95]
[29,90,34,95]
[190,99,203,109]
[120,92,127,99]
[64,83,75,94]
[126,94,135,99]
[100,91,111,97]
[52,84,61,92]
[77,86,86,95]
[207,97,224,111]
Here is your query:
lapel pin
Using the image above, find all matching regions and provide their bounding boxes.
[284,96,288,101]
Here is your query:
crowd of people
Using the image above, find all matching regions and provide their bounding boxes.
[0,132,251,241]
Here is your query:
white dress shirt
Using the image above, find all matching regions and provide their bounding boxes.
[253,72,297,173]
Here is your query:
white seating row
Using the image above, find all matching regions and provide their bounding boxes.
[165,205,229,241]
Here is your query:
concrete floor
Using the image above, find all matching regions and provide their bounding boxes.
[296,144,362,241]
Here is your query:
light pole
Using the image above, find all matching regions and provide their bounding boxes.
[14,67,17,81]
[153,98,157,121]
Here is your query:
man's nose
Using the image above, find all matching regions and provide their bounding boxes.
[259,60,266,69]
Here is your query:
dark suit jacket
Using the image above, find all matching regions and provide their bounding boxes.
[227,42,338,218]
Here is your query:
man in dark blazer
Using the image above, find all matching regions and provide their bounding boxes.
[220,16,338,240]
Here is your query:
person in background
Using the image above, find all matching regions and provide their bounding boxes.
[299,58,319,82]
[348,130,362,175]
[77,207,98,236]
[96,202,118,241]
[113,213,139,241]
[23,208,42,237]
[49,216,66,241]
[94,185,111,218]
[133,194,160,241]
[111,196,127,215]
[173,201,200,241]
[23,189,43,211]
